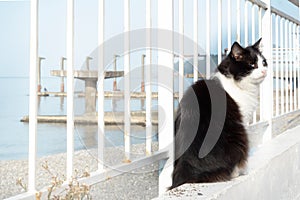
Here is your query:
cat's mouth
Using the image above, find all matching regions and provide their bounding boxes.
[253,67,268,82]
[255,73,267,83]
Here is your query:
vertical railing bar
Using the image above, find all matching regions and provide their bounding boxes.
[28,0,38,192]
[293,23,297,110]
[66,0,75,180]
[97,0,105,171]
[275,14,279,116]
[145,0,152,155]
[206,0,211,78]
[193,0,198,82]
[158,0,174,194]
[251,3,256,123]
[259,6,263,120]
[258,6,262,38]
[280,17,284,114]
[178,0,184,100]
[244,0,248,46]
[285,19,289,113]
[236,0,241,43]
[289,21,293,111]
[296,24,298,110]
[290,22,293,112]
[124,0,131,162]
[251,3,255,44]
[217,0,222,64]
[227,0,231,49]
[261,0,272,142]
[297,25,300,109]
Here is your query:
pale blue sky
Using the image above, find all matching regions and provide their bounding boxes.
[0,0,299,77]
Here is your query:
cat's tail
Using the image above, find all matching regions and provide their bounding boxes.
[168,178,186,190]
[168,160,194,190]
[169,161,232,190]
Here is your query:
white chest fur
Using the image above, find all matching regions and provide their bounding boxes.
[214,72,260,124]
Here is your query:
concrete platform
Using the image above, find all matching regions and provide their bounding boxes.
[51,70,124,114]
[50,70,124,80]
[37,91,163,98]
[20,111,158,126]
[156,125,300,200]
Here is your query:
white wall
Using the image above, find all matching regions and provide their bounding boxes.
[157,125,300,200]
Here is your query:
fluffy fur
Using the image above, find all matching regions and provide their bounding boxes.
[170,38,268,190]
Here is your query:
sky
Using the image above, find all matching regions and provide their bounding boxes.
[0,0,299,78]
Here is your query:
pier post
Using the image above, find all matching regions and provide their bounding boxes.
[141,54,146,109]
[60,57,66,92]
[141,54,145,92]
[113,55,119,91]
[37,57,45,92]
[86,56,93,71]
[85,79,97,115]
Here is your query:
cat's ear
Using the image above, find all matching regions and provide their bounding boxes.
[230,42,244,61]
[252,38,262,51]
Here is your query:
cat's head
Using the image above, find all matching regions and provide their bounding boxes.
[218,38,268,84]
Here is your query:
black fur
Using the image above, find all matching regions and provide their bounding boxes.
[170,39,266,190]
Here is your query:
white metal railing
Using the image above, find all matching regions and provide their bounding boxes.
[97,0,105,172]
[206,0,211,79]
[7,0,300,199]
[145,0,152,156]
[271,6,300,117]
[28,0,38,194]
[66,0,75,181]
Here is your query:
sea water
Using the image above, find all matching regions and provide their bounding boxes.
[0,76,164,160]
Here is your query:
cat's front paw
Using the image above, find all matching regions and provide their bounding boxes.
[239,166,249,176]
[231,165,249,179]
[231,166,240,178]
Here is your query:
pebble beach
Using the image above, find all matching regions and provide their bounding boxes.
[0,143,160,200]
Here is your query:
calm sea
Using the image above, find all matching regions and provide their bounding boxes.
[0,76,163,160]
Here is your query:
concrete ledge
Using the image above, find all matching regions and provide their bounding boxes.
[156,125,300,200]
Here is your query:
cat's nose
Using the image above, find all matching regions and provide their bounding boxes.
[261,68,267,76]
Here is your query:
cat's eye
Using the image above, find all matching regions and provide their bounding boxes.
[262,59,268,67]
[250,63,258,68]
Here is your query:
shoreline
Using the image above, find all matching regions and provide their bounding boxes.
[0,143,159,199]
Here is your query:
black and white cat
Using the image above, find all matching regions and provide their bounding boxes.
[170,38,268,190]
